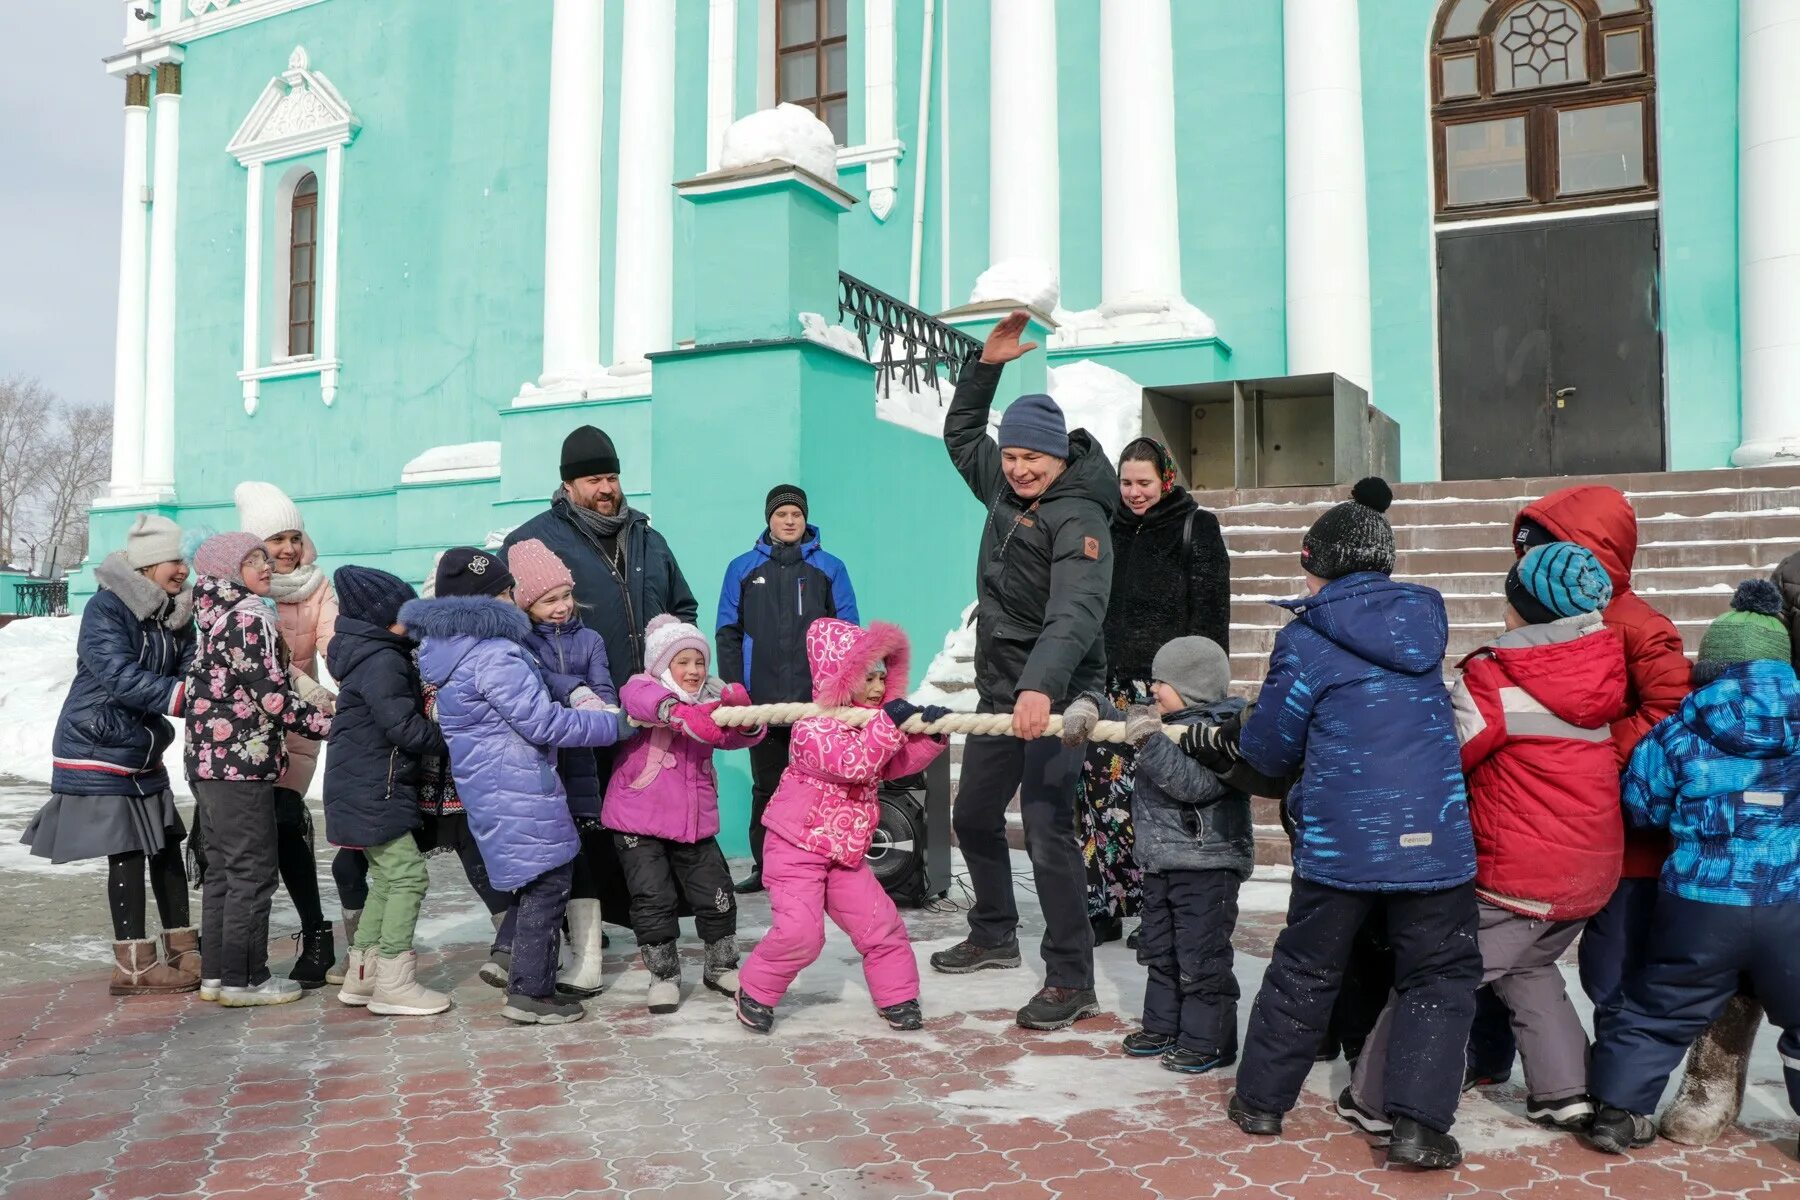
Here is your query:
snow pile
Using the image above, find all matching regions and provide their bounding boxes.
[1051,296,1219,347]
[719,103,838,184]
[797,312,868,361]
[912,602,978,712]
[399,441,501,484]
[968,258,1060,314]
[0,617,80,788]
[977,358,1145,463]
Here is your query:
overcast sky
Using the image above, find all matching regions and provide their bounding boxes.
[1,5,125,412]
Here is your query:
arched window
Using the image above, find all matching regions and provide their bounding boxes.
[287,173,318,356]
[1432,0,1656,217]
[775,0,848,143]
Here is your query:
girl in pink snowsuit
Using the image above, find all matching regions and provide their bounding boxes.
[736,618,947,1033]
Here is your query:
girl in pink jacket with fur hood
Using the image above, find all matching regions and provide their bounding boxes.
[737,618,948,1034]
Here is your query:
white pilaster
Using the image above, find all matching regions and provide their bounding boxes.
[1283,0,1373,392]
[319,143,344,405]
[986,0,1059,277]
[537,0,606,389]
[706,0,737,170]
[1100,0,1183,318]
[1734,0,1800,466]
[141,66,181,495]
[607,0,676,377]
[239,162,262,416]
[863,0,899,220]
[110,75,151,497]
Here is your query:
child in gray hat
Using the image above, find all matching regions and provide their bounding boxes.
[1062,635,1253,1074]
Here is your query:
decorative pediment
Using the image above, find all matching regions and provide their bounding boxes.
[226,46,359,166]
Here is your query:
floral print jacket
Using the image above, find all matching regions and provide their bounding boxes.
[185,575,331,783]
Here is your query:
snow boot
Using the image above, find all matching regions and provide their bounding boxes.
[1586,1107,1656,1154]
[502,993,585,1025]
[218,977,303,1007]
[1526,1094,1597,1132]
[1660,994,1762,1146]
[198,979,222,1002]
[1335,1086,1393,1138]
[326,910,361,986]
[928,937,1021,974]
[1016,986,1100,1031]
[159,927,202,984]
[878,999,923,1031]
[336,947,376,1007]
[369,951,451,1016]
[737,991,775,1034]
[1123,1030,1178,1057]
[703,937,739,997]
[110,939,200,996]
[557,899,606,997]
[1386,1118,1462,1170]
[288,925,335,990]
[642,941,682,1014]
[1227,1093,1282,1136]
[480,950,511,989]
[1161,1047,1234,1075]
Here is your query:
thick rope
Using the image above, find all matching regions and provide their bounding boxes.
[702,702,1183,744]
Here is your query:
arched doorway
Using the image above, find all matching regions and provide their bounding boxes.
[1431,0,1665,480]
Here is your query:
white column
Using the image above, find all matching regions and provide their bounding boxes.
[537,0,606,388]
[706,0,737,170]
[1734,0,1800,466]
[1283,0,1373,392]
[1100,0,1183,317]
[110,74,151,496]
[141,65,181,495]
[863,0,899,219]
[319,143,344,405]
[986,0,1059,278]
[239,162,263,416]
[608,0,677,376]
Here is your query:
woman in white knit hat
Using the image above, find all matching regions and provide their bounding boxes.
[232,480,341,988]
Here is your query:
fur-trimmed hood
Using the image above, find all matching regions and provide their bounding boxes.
[95,551,193,629]
[805,618,910,708]
[400,595,532,644]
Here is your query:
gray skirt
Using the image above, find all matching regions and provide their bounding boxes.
[20,789,186,864]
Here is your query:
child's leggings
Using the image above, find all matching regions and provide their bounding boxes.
[351,835,430,958]
[739,833,917,1010]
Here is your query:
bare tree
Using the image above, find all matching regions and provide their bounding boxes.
[0,376,53,565]
[35,404,114,570]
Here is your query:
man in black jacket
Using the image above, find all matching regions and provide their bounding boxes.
[929,310,1118,1031]
[502,426,699,692]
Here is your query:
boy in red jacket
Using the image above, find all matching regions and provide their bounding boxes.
[1341,542,1627,1137]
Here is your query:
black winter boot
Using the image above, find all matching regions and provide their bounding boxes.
[736,991,775,1034]
[289,926,335,989]
[1227,1093,1282,1136]
[1122,1030,1178,1057]
[878,1000,923,1031]
[1161,1047,1234,1075]
[1089,914,1123,945]
[929,937,1022,974]
[1016,986,1100,1031]
[1585,1106,1656,1154]
[1386,1118,1463,1169]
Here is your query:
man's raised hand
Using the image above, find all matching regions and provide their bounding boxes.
[980,310,1038,365]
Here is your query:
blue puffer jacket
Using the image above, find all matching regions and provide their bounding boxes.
[1623,660,1800,908]
[520,614,617,823]
[402,596,628,891]
[322,617,446,849]
[716,526,859,704]
[1239,572,1475,892]
[51,553,195,797]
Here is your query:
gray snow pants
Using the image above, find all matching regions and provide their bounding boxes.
[1355,899,1589,1110]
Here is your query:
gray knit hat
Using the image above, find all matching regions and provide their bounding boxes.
[124,514,184,569]
[1150,636,1230,708]
[1301,478,1396,580]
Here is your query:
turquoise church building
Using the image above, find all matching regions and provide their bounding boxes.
[85,0,1800,845]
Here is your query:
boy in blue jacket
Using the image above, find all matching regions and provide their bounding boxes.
[1199,479,1481,1171]
[1588,581,1800,1156]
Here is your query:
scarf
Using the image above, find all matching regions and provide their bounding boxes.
[561,490,635,542]
[659,669,724,705]
[267,560,325,605]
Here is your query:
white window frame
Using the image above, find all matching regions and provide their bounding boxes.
[225,45,358,415]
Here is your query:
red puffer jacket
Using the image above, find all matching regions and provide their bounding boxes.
[1452,615,1628,919]
[1513,486,1690,878]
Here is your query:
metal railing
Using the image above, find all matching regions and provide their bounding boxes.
[838,272,982,400]
[13,581,68,618]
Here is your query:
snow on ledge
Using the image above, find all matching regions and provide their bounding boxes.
[720,104,838,186]
[969,259,1060,314]
[798,312,869,362]
[400,441,501,484]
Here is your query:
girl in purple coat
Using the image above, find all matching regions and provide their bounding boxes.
[604,615,765,1014]
[400,548,628,1026]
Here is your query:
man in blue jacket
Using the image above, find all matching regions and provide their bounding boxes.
[716,484,859,893]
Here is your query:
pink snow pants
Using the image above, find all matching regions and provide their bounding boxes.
[739,832,919,1009]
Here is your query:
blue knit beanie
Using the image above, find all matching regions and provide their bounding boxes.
[995,393,1069,458]
[334,565,418,630]
[1506,541,1613,623]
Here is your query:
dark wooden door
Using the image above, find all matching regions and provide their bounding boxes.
[1437,213,1665,480]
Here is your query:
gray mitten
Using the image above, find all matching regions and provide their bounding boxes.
[1122,705,1164,748]
[1060,695,1100,747]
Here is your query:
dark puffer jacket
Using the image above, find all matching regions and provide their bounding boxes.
[520,614,616,823]
[716,526,859,704]
[1772,550,1800,667]
[51,553,195,797]
[503,494,697,691]
[1091,695,1254,877]
[946,359,1118,707]
[1103,488,1230,683]
[322,616,448,849]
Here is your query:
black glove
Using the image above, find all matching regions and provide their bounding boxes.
[883,698,923,727]
[919,705,952,727]
[1180,713,1243,767]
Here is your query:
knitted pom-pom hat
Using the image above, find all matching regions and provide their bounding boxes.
[1301,477,1396,581]
[644,613,710,679]
[508,538,575,611]
[1693,579,1791,685]
[192,531,267,583]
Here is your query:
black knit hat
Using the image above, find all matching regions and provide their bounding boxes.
[1301,477,1397,581]
[765,484,808,523]
[561,425,620,482]
[334,566,418,630]
[435,546,516,599]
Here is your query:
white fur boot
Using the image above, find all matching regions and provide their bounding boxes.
[1660,994,1763,1146]
[557,899,606,996]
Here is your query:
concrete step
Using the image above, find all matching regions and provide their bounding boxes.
[1229,564,1790,598]
[1226,617,1711,658]
[1219,512,1800,556]
[1229,587,1744,628]
[1227,538,1790,581]
[1193,465,1800,510]
[1206,485,1800,530]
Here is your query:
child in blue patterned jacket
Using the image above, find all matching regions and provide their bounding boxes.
[1588,580,1800,1157]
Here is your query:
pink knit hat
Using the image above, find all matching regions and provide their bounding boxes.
[508,538,575,610]
[643,613,709,678]
[192,532,267,583]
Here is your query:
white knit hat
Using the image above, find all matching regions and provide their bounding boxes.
[124,514,184,569]
[234,480,305,541]
[643,613,709,678]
